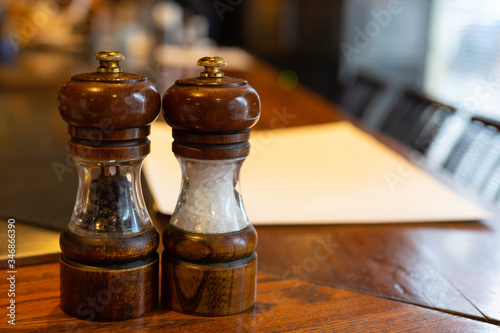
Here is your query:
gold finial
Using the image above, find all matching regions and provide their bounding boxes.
[197,56,227,78]
[94,51,125,73]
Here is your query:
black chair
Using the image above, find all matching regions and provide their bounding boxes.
[336,72,386,119]
[412,105,455,153]
[443,117,498,174]
[469,135,500,193]
[482,161,500,203]
[442,116,500,202]
[379,89,455,153]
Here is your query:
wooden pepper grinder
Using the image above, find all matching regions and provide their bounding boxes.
[57,51,161,321]
[161,56,261,316]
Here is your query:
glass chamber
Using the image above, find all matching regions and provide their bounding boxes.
[69,157,151,237]
[170,157,250,233]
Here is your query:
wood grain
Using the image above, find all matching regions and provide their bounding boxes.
[58,64,161,160]
[226,61,500,324]
[59,255,159,321]
[4,54,500,328]
[162,77,260,132]
[160,59,260,316]
[60,226,159,264]
[162,252,256,316]
[161,225,258,316]
[1,262,498,332]
[56,54,162,321]
[162,66,260,160]
[162,224,257,263]
[58,74,160,131]
[58,227,160,321]
[255,224,489,320]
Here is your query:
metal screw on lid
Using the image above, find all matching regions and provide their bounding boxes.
[94,51,125,73]
[197,56,227,78]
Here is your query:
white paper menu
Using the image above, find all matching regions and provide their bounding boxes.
[144,121,491,224]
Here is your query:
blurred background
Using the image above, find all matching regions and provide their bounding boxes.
[1,0,499,117]
[1,0,500,230]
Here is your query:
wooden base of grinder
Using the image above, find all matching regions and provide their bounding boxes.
[161,224,257,316]
[60,254,159,321]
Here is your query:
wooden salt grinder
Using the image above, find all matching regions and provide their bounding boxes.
[57,51,161,321]
[161,56,261,316]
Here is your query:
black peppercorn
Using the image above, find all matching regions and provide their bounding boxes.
[74,167,135,232]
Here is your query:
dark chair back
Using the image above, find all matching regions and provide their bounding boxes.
[444,117,500,173]
[482,161,500,203]
[444,116,500,202]
[380,89,455,153]
[412,105,455,153]
[336,72,386,119]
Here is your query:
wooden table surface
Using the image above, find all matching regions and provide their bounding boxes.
[1,58,500,332]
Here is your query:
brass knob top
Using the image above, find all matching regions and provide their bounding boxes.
[197,56,227,78]
[94,51,125,73]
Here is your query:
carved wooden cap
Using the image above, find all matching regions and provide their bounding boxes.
[162,56,261,159]
[57,51,161,159]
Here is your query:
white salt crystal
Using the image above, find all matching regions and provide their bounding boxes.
[170,158,250,233]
